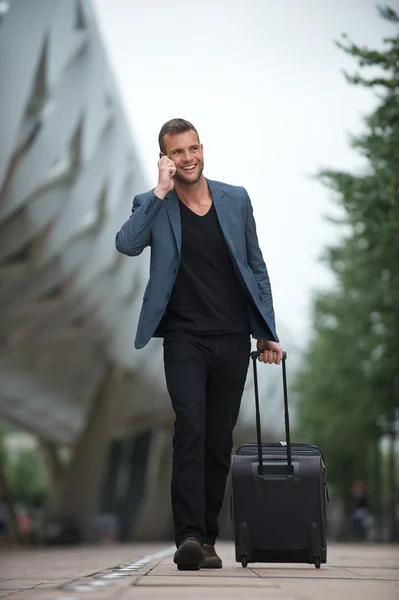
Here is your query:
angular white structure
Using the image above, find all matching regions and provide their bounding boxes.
[0,0,171,446]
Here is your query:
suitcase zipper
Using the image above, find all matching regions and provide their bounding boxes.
[237,443,325,462]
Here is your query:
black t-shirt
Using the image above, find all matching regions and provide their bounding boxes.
[164,201,250,336]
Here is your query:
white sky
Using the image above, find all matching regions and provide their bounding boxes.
[91,0,387,344]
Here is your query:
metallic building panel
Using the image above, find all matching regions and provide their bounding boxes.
[0,0,291,445]
[0,0,164,444]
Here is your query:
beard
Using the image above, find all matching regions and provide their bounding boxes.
[174,163,204,185]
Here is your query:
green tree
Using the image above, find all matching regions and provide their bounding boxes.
[7,447,47,507]
[294,5,399,539]
[0,426,18,540]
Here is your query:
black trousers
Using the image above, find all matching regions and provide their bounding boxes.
[163,332,250,547]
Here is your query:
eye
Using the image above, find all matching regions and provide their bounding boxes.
[190,146,199,152]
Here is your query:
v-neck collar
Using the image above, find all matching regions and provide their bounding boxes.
[178,198,214,218]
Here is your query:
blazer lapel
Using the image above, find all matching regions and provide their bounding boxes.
[164,189,182,256]
[208,180,238,260]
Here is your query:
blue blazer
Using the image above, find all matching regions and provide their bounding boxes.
[115,179,279,349]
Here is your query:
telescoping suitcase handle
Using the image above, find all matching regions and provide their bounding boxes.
[250,350,292,476]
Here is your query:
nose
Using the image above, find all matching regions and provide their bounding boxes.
[182,150,194,163]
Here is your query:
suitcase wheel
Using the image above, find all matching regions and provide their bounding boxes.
[314,557,321,569]
[241,555,248,568]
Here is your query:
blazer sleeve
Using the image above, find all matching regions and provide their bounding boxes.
[244,187,277,332]
[115,191,163,256]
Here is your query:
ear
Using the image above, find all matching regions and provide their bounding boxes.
[159,151,165,159]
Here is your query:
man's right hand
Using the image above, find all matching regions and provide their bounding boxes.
[154,156,176,199]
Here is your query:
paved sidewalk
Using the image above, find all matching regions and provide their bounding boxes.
[0,541,398,600]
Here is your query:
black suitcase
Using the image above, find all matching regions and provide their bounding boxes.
[231,351,328,569]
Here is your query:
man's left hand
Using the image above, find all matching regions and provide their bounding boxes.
[256,340,283,365]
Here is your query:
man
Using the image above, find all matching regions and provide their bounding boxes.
[115,118,283,570]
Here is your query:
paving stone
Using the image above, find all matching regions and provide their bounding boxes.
[251,565,362,579]
[0,580,47,590]
[120,588,303,600]
[342,568,399,580]
[136,574,278,587]
[149,563,259,577]
[4,593,116,600]
[275,578,399,600]
[0,593,73,600]
[326,546,399,570]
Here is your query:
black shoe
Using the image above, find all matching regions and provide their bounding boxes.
[173,537,203,571]
[200,543,223,568]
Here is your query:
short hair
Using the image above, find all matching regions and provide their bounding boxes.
[158,118,200,154]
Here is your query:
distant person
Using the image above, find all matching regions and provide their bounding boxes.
[0,501,6,535]
[348,480,369,541]
[115,118,282,570]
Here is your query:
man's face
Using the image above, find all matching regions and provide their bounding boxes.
[161,130,204,185]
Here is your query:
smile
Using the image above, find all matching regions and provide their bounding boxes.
[181,165,197,171]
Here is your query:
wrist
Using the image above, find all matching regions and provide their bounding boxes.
[154,185,168,200]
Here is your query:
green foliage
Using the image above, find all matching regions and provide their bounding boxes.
[294,6,399,501]
[6,445,47,507]
[0,426,7,466]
